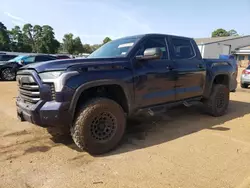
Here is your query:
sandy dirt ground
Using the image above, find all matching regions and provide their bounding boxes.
[1,70,250,188]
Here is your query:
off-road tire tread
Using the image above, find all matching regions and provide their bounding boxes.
[203,84,229,117]
[0,68,16,81]
[71,97,125,155]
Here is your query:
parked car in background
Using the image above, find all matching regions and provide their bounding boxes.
[0,54,18,62]
[0,54,57,81]
[55,54,71,59]
[241,65,250,88]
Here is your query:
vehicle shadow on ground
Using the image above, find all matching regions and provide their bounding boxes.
[46,100,250,156]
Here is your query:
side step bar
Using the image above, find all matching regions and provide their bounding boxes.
[138,97,202,116]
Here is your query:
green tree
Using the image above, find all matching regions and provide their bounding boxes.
[103,37,112,44]
[62,33,75,54]
[22,23,35,51]
[41,25,60,53]
[91,44,101,52]
[33,25,43,52]
[212,28,239,37]
[58,43,65,53]
[212,28,230,37]
[62,34,86,54]
[73,37,84,54]
[9,26,32,52]
[228,29,239,36]
[82,44,93,53]
[0,22,10,51]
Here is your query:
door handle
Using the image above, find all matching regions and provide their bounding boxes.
[166,65,174,70]
[197,64,204,68]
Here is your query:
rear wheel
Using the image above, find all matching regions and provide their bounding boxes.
[241,83,248,88]
[0,68,16,81]
[71,98,126,155]
[203,84,229,117]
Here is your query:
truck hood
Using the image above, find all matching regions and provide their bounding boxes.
[19,57,129,73]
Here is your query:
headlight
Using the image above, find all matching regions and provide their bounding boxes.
[39,71,64,81]
[38,71,79,92]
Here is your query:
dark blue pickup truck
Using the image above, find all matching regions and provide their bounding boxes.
[16,34,237,154]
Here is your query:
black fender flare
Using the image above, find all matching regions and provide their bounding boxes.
[69,79,134,117]
[203,73,231,98]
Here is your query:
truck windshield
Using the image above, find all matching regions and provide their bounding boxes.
[88,37,138,58]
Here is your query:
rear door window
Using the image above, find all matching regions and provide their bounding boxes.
[171,38,195,59]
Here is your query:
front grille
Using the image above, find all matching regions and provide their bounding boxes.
[17,75,40,104]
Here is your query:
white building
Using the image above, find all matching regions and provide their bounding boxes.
[233,46,250,67]
[195,36,250,64]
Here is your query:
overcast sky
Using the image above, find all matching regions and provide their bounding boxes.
[1,0,249,44]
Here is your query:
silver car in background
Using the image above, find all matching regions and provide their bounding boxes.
[241,65,250,88]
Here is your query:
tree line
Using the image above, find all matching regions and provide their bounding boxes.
[211,28,239,37]
[1,21,240,54]
[0,21,112,54]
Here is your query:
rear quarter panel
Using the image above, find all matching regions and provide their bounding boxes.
[203,59,236,98]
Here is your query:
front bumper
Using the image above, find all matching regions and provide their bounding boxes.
[16,69,74,127]
[16,98,72,127]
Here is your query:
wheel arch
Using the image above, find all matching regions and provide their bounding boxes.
[69,79,134,118]
[204,73,230,98]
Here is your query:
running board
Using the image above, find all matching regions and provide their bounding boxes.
[183,100,202,107]
[138,97,202,116]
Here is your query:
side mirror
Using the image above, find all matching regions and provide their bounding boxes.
[17,60,24,65]
[136,47,162,60]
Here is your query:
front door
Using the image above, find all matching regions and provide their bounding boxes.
[169,36,206,100]
[133,37,176,107]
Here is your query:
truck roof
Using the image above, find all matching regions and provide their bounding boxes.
[121,33,193,40]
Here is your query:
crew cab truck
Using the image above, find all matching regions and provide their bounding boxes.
[16,34,237,155]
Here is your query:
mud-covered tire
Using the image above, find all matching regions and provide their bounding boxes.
[241,83,248,88]
[71,98,126,155]
[0,68,16,81]
[203,84,229,117]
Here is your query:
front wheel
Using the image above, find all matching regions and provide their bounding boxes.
[0,68,16,81]
[71,98,126,155]
[203,84,229,117]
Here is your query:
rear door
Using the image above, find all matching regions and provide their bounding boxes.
[168,37,206,100]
